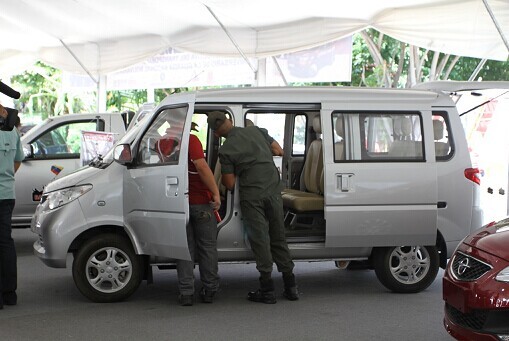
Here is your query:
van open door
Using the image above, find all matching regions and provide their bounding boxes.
[321,103,438,248]
[123,95,195,260]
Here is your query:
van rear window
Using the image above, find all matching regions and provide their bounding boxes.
[332,112,425,162]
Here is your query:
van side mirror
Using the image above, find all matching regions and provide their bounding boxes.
[23,144,34,159]
[113,144,133,165]
[121,111,135,129]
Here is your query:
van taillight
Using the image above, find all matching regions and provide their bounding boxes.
[464,168,481,185]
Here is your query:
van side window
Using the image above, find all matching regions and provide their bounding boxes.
[245,113,285,147]
[292,115,306,156]
[31,120,101,159]
[432,112,454,161]
[245,112,286,174]
[137,106,187,166]
[332,112,424,162]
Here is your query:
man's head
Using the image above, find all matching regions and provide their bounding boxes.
[207,111,232,137]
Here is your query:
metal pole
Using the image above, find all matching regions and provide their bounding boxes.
[59,39,98,84]
[468,59,487,81]
[271,56,288,86]
[204,5,257,76]
[482,0,509,53]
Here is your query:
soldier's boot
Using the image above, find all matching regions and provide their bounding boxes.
[247,273,276,304]
[282,272,299,301]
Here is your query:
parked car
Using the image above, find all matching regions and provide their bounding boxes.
[13,113,128,227]
[443,217,509,341]
[19,123,35,136]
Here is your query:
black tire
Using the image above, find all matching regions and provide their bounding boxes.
[373,245,439,293]
[72,234,142,303]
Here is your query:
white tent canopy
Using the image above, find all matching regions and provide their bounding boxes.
[1,0,508,76]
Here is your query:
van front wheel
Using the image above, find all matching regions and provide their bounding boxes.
[373,245,439,293]
[72,234,142,303]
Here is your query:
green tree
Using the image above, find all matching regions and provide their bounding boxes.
[10,62,92,120]
[106,89,147,112]
[346,29,509,88]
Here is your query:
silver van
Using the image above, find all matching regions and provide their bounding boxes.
[31,84,486,302]
[14,113,127,227]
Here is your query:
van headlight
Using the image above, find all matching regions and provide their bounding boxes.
[47,185,93,210]
[495,266,509,282]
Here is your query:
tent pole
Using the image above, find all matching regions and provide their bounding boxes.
[271,57,288,86]
[97,75,107,113]
[59,39,98,84]
[59,39,103,112]
[204,5,257,77]
[257,58,266,86]
[468,59,487,81]
[482,0,509,53]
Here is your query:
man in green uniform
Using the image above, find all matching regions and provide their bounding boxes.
[207,111,298,304]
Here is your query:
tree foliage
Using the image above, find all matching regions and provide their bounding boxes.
[10,62,92,120]
[347,29,509,88]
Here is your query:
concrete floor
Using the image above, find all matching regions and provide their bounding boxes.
[0,228,454,341]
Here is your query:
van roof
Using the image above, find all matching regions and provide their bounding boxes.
[161,86,448,107]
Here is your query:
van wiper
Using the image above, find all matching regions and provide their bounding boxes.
[89,155,103,167]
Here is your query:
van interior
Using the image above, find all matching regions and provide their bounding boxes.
[192,108,453,244]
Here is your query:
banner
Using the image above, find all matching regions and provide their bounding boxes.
[80,131,116,166]
[63,37,352,90]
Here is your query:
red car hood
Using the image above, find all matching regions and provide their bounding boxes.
[464,217,509,262]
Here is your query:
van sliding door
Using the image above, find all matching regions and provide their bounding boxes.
[321,104,438,248]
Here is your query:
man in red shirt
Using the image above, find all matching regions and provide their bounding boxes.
[176,124,221,306]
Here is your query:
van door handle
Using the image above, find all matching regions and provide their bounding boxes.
[337,173,353,192]
[166,177,179,197]
[166,177,178,185]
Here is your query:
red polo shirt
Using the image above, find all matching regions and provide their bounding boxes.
[188,134,211,205]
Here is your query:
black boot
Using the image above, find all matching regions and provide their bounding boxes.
[282,272,299,301]
[247,274,276,304]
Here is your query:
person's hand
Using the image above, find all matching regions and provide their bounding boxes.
[0,103,7,119]
[210,193,221,211]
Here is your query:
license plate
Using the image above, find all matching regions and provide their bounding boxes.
[443,277,468,313]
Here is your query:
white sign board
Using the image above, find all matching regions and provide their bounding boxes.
[80,131,116,166]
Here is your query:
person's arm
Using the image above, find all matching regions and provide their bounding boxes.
[14,130,24,173]
[0,103,7,119]
[14,162,21,173]
[221,173,236,191]
[271,140,284,156]
[257,127,283,156]
[193,158,221,210]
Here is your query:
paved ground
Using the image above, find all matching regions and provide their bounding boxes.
[0,228,454,341]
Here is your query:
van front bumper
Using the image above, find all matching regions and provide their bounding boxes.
[31,199,87,268]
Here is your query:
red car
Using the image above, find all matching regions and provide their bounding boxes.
[443,217,509,341]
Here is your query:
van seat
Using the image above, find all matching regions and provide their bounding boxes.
[334,116,345,160]
[282,116,324,212]
[433,120,450,157]
[388,117,423,158]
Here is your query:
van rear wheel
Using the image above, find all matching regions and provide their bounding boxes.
[72,234,142,303]
[373,245,439,293]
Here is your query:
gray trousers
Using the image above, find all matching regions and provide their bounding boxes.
[240,193,295,275]
[176,204,219,295]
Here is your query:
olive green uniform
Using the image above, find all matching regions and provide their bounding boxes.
[219,126,294,275]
